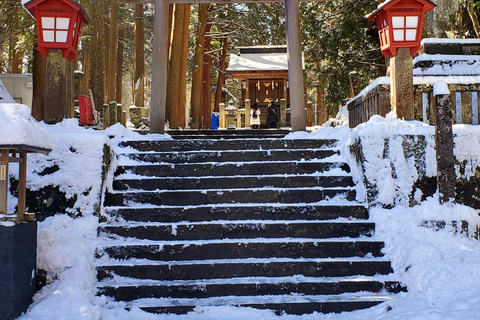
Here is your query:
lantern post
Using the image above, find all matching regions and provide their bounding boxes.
[23,0,89,124]
[367,0,435,120]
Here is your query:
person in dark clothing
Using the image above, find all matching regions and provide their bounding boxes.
[266,100,279,128]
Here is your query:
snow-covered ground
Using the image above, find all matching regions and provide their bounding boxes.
[3,107,480,319]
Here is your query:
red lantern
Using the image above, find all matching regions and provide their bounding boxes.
[367,0,435,58]
[23,0,89,61]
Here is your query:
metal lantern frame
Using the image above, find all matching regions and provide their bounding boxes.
[23,0,89,61]
[367,0,435,58]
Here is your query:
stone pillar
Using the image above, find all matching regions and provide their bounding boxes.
[109,101,117,126]
[44,50,74,124]
[150,0,169,133]
[103,104,110,129]
[116,104,123,124]
[390,47,414,120]
[433,81,456,204]
[285,0,306,131]
[219,103,225,128]
[280,98,287,126]
[245,99,251,128]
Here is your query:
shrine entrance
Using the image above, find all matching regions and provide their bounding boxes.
[117,0,309,133]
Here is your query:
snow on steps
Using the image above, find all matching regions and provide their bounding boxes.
[97,136,405,315]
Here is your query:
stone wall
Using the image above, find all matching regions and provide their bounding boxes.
[350,134,480,209]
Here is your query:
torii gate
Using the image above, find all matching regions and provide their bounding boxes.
[118,0,308,133]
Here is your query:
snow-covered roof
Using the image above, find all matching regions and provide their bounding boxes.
[227,53,289,72]
[227,45,304,73]
[0,103,53,151]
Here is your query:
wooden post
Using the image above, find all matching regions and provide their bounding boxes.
[0,150,8,214]
[150,0,169,134]
[390,47,414,120]
[17,150,27,220]
[349,71,360,98]
[285,0,306,131]
[433,81,456,204]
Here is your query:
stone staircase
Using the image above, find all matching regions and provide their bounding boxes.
[96,135,405,315]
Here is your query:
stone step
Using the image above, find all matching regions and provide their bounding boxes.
[99,221,375,241]
[113,175,354,191]
[105,205,370,223]
[170,134,289,140]
[118,139,336,152]
[97,278,404,302]
[104,188,357,207]
[97,240,385,262]
[134,299,383,315]
[115,161,350,178]
[120,149,339,164]
[136,129,292,139]
[97,259,394,281]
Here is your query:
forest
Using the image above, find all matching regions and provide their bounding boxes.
[1,0,479,127]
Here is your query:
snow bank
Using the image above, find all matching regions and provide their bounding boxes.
[8,119,112,215]
[15,119,480,320]
[0,103,53,150]
[18,215,101,320]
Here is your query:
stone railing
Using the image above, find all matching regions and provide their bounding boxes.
[347,76,480,128]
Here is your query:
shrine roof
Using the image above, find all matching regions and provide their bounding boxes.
[227,45,304,73]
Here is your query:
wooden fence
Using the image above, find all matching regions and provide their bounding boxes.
[347,76,480,128]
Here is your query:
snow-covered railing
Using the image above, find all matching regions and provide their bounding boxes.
[347,76,480,127]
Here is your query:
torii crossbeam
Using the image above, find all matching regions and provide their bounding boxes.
[117,0,312,133]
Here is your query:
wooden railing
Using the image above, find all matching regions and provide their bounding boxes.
[347,76,480,128]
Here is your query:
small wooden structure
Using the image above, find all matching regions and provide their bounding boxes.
[226,46,291,125]
[226,45,305,127]
[0,145,51,222]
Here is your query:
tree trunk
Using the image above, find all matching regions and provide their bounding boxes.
[202,24,212,128]
[134,4,145,107]
[177,4,191,128]
[190,4,209,129]
[106,1,119,103]
[87,0,106,115]
[116,27,125,104]
[166,4,186,129]
[214,37,228,113]
[32,46,46,122]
